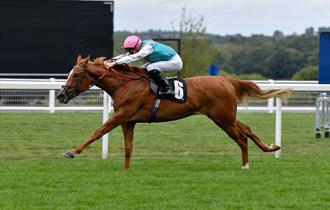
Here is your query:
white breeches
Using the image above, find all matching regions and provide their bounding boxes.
[142,54,183,72]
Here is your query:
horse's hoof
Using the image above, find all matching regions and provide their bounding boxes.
[269,144,281,151]
[63,151,74,158]
[241,163,250,170]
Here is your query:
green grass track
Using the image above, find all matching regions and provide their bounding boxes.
[0,112,329,209]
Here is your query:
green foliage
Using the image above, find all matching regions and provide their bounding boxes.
[292,66,318,80]
[113,25,329,79]
[211,30,324,79]
[235,73,267,80]
[218,70,267,80]
[265,48,305,79]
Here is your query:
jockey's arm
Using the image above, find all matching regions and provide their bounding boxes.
[111,53,128,61]
[115,45,153,65]
[103,45,153,69]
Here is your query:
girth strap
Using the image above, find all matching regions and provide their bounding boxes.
[150,98,161,122]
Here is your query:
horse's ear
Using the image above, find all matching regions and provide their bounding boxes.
[81,55,90,66]
[77,54,82,63]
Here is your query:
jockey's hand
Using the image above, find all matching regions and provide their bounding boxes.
[103,60,116,69]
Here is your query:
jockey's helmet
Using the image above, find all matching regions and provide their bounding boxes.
[122,35,142,52]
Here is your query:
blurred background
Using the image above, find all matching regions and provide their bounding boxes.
[0,0,329,113]
[113,0,330,80]
[1,0,329,80]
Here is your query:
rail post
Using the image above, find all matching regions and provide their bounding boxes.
[102,91,110,159]
[49,78,55,113]
[275,97,282,158]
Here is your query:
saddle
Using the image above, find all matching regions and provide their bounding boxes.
[149,78,187,103]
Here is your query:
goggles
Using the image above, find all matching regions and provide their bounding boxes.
[125,48,135,54]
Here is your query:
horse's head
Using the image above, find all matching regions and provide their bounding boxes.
[57,55,95,104]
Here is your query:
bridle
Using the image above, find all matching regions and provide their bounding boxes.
[61,65,109,98]
[61,64,148,98]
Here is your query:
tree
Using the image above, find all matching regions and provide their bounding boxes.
[264,48,305,79]
[273,30,285,41]
[305,27,315,37]
[292,66,318,80]
[113,26,323,80]
[177,7,216,77]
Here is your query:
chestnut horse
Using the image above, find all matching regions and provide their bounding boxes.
[57,55,290,169]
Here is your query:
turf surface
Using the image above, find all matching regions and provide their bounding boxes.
[0,112,329,209]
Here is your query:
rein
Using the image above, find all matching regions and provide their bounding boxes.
[61,65,109,98]
[105,66,148,94]
[109,65,148,81]
[62,64,149,98]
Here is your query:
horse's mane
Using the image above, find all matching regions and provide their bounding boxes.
[90,57,147,74]
[89,57,106,66]
[115,64,146,73]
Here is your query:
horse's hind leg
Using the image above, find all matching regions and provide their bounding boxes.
[220,123,250,169]
[236,120,280,152]
[208,113,249,169]
[207,110,249,169]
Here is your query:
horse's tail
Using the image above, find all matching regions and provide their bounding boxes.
[229,77,291,104]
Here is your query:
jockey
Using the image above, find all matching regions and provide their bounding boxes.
[104,35,183,96]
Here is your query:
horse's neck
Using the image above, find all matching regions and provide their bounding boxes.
[97,67,148,97]
[87,63,105,78]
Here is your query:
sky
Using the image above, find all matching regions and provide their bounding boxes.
[113,0,330,36]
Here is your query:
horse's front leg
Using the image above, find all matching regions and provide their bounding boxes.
[121,122,136,170]
[63,113,123,158]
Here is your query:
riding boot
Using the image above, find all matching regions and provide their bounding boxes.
[148,69,174,96]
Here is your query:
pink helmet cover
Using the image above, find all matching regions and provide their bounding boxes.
[123,35,142,49]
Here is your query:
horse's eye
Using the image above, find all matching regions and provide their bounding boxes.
[73,74,79,78]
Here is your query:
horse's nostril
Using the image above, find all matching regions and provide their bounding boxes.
[57,93,69,104]
[57,93,64,99]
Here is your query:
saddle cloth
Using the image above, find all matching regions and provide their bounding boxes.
[149,78,187,103]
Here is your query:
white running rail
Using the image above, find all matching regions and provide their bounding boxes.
[1,78,329,159]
